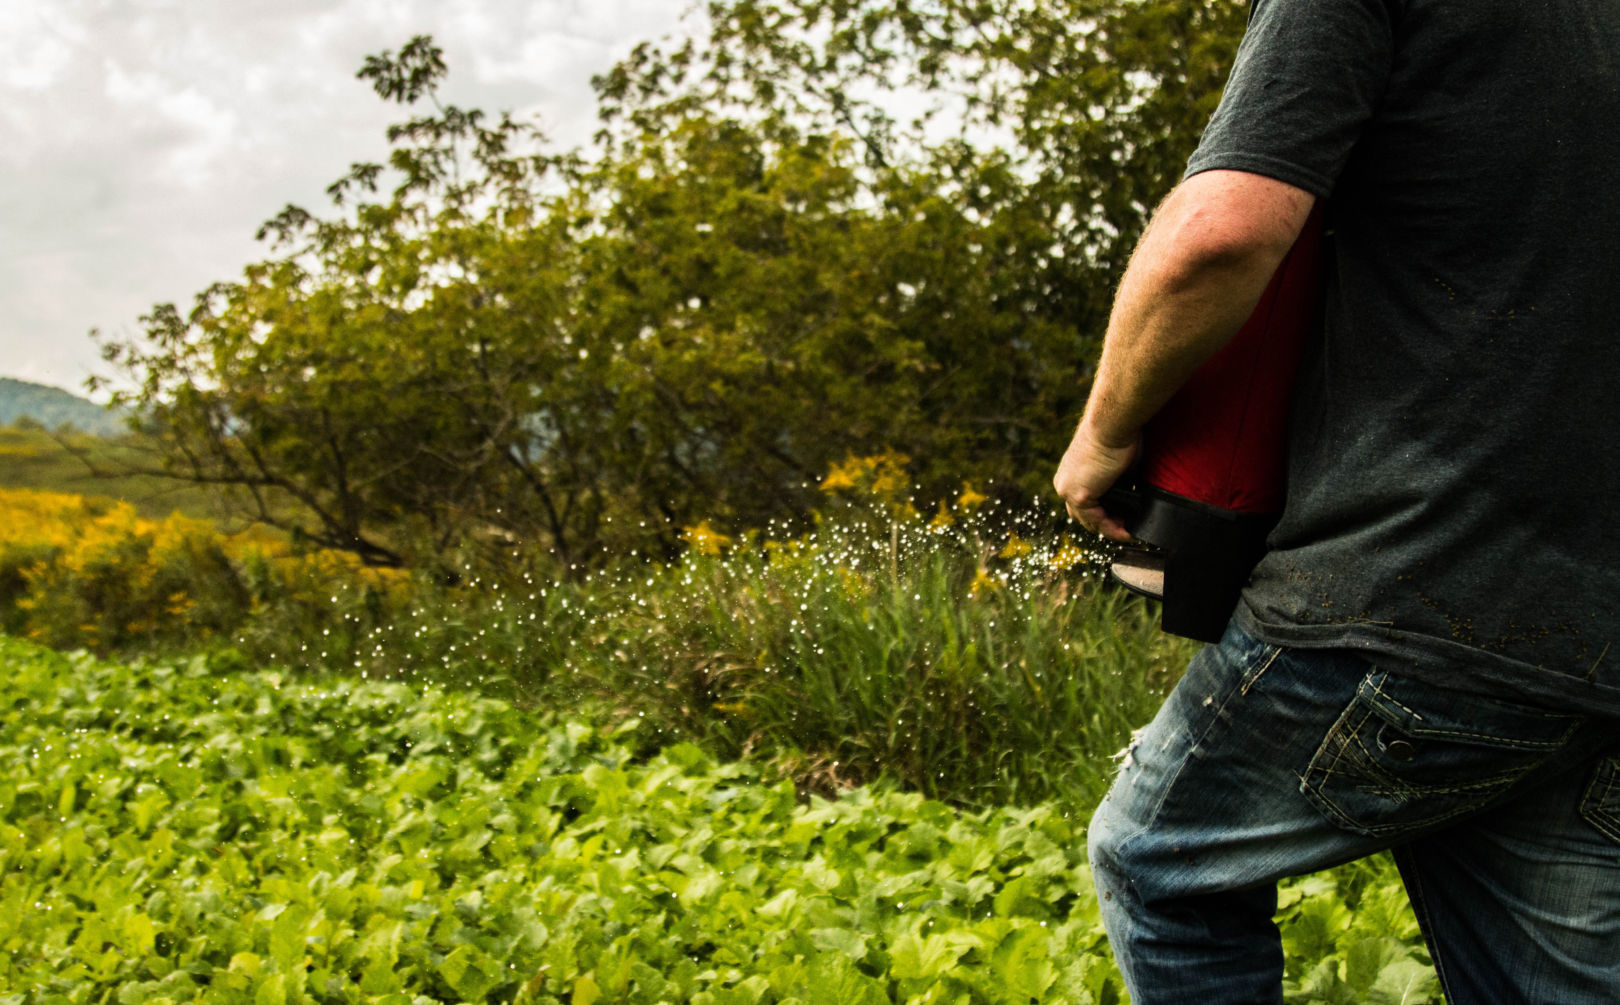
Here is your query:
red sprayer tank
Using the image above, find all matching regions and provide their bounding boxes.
[1102,204,1328,641]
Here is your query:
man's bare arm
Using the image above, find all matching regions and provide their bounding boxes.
[1054,170,1317,540]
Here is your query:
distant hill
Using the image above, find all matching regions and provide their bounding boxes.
[0,377,131,438]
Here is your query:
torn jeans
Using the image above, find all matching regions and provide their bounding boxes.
[1088,621,1620,1004]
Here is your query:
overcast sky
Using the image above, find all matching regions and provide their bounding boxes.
[0,0,697,397]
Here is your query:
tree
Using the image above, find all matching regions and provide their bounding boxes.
[100,37,576,568]
[100,6,1247,571]
[586,0,1247,504]
[596,0,1247,328]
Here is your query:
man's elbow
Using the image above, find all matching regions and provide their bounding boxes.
[1151,171,1315,283]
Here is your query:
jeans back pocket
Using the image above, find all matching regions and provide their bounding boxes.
[1301,669,1582,838]
[1580,753,1620,846]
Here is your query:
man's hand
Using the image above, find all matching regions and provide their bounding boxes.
[1053,420,1139,542]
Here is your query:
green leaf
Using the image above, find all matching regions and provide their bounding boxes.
[440,944,505,1000]
[990,925,1057,1002]
[802,857,841,892]
[1369,956,1441,1004]
[889,925,979,980]
[709,976,770,1005]
[267,905,309,973]
[809,927,868,961]
[228,952,263,976]
[992,876,1042,919]
[804,954,889,1005]
[121,911,158,956]
[757,888,800,918]
[1277,873,1338,911]
[253,974,288,1005]
[116,985,156,1005]
[572,975,602,1005]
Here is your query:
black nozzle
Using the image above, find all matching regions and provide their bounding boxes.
[1099,483,1275,643]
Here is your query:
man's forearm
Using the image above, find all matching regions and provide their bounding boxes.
[1054,170,1314,539]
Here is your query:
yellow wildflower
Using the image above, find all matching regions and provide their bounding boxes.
[866,450,911,501]
[968,566,999,599]
[818,455,864,493]
[999,533,1033,559]
[818,451,912,504]
[682,520,733,556]
[956,482,989,511]
[1048,535,1089,571]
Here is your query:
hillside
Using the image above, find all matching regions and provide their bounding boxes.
[0,376,129,437]
[0,427,240,523]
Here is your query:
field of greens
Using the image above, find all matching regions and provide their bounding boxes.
[0,637,1441,1003]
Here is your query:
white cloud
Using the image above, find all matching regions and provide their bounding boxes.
[102,60,242,188]
[0,0,696,394]
[0,1,87,91]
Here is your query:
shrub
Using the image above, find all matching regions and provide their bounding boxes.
[0,487,411,654]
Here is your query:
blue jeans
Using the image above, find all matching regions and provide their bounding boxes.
[1088,622,1620,1003]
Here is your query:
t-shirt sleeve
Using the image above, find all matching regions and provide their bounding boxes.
[1186,0,1397,197]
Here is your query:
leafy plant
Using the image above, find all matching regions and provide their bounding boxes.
[0,638,1439,1003]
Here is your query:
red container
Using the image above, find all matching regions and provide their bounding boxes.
[1105,204,1328,641]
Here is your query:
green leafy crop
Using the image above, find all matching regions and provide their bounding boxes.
[0,638,1437,1003]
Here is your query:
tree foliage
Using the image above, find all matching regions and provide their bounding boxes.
[99,3,1247,571]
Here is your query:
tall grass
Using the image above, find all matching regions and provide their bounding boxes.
[223,502,1198,811]
[554,512,1196,809]
[3,472,1199,810]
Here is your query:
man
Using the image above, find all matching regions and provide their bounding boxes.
[1053,1,1620,1001]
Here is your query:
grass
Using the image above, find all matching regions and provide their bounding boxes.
[218,501,1196,812]
[0,433,1182,811]
[560,517,1194,809]
[0,426,234,524]
[0,465,1197,810]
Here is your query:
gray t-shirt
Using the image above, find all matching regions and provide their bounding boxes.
[1186,0,1620,716]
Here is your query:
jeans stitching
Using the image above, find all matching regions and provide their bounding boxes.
[1391,722,1575,748]
[1369,674,1417,718]
[1239,645,1282,696]
[1303,684,1564,838]
[1300,704,1390,834]
[1365,677,1577,749]
[1372,675,1574,726]
[1579,756,1620,846]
